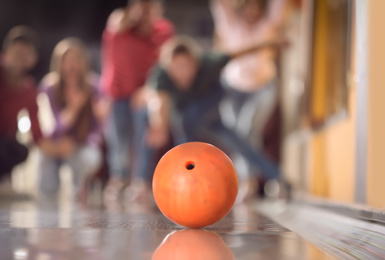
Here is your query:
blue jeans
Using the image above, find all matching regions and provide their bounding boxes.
[38,145,102,195]
[221,80,278,148]
[105,100,156,181]
[172,86,280,180]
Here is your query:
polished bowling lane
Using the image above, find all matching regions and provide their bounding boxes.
[0,200,332,260]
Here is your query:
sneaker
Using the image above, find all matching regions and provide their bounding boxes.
[264,179,292,201]
[236,177,258,204]
[103,177,125,203]
[123,178,152,203]
[123,178,155,213]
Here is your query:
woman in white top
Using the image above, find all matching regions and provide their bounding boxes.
[210,0,290,194]
[211,0,289,164]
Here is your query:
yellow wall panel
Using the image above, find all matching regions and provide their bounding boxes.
[307,0,356,203]
[309,0,328,123]
[310,133,329,197]
[325,116,355,202]
[366,0,385,208]
[309,95,356,203]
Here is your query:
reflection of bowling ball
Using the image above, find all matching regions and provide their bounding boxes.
[152,229,235,260]
[153,142,238,228]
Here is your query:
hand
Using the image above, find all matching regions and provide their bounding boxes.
[57,136,76,159]
[122,2,143,27]
[273,38,290,49]
[229,0,241,9]
[68,88,89,111]
[146,126,169,148]
[131,87,148,110]
[92,98,111,123]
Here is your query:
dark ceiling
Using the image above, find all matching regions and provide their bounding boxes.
[0,0,213,80]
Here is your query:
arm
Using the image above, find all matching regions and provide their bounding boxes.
[39,77,89,134]
[131,86,151,110]
[146,89,171,148]
[29,85,76,159]
[210,0,238,49]
[38,137,75,159]
[267,0,292,31]
[57,87,90,131]
[28,90,44,144]
[107,3,143,34]
[89,72,110,125]
[210,0,237,25]
[58,105,82,130]
[228,40,285,60]
[32,89,75,159]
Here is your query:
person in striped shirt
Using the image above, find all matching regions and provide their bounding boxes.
[100,0,174,204]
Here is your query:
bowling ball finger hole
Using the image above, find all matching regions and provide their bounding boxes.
[185,161,195,170]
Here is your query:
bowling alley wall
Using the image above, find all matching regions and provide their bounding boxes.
[0,0,212,82]
[282,0,385,208]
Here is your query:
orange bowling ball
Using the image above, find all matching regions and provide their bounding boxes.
[152,142,238,228]
[152,229,235,260]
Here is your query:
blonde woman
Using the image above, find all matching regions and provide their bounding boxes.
[38,38,104,199]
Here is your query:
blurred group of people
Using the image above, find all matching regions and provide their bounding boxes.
[0,0,290,206]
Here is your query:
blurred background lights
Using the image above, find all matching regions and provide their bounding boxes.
[18,116,31,134]
[14,248,28,260]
